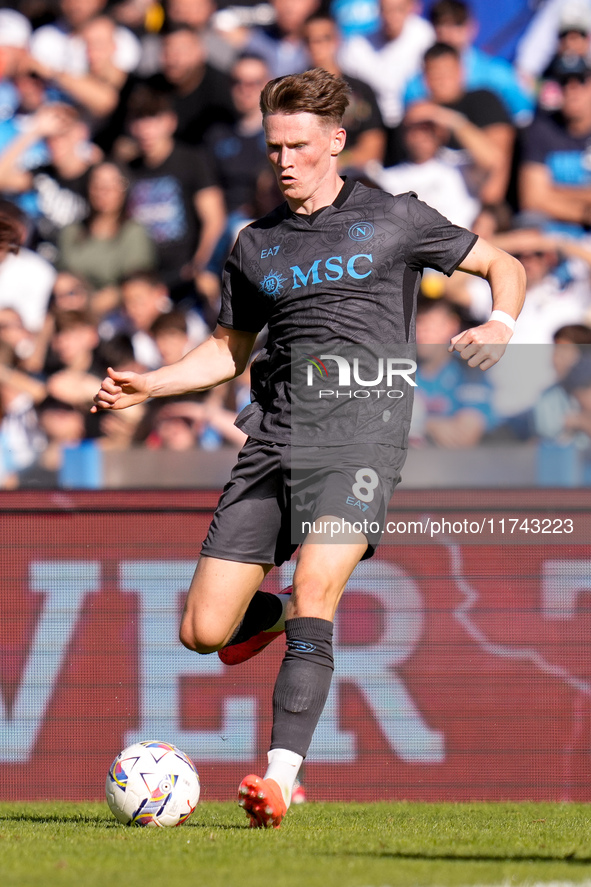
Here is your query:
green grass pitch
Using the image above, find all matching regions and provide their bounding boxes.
[1,802,591,887]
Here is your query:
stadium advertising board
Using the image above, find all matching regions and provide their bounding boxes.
[1,490,590,802]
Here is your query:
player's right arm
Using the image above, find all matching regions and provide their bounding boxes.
[91,325,256,412]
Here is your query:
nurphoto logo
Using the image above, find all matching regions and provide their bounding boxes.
[304,353,417,399]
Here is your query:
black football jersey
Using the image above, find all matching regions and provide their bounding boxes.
[218,178,477,445]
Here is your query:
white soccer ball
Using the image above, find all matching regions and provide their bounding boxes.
[105,740,200,827]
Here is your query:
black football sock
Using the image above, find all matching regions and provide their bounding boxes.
[227,590,285,646]
[270,617,334,758]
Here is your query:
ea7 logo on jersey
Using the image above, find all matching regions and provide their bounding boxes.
[261,245,280,258]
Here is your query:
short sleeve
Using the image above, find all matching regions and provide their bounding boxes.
[397,193,478,276]
[187,147,217,193]
[217,236,273,333]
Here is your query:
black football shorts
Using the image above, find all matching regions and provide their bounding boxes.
[200,436,406,566]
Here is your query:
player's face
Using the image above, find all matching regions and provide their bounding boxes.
[264,111,345,209]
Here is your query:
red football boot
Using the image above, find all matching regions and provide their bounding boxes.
[238,774,287,829]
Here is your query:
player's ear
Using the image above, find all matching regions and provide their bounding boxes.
[331,127,346,156]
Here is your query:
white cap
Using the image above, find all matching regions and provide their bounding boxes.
[559,1,591,35]
[0,9,32,48]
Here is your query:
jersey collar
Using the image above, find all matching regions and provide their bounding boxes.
[288,176,357,224]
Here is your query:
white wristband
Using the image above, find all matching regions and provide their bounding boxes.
[489,310,516,332]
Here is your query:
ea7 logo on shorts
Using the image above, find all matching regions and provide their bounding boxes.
[261,245,280,258]
[346,495,369,512]
[348,222,374,242]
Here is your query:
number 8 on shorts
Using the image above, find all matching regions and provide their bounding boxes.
[351,468,379,503]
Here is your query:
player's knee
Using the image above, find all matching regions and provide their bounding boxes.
[291,571,336,614]
[178,616,225,654]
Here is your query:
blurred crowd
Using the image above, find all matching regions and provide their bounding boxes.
[2,0,591,488]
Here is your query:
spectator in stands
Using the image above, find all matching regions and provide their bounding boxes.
[18,395,87,488]
[0,58,55,219]
[366,99,485,229]
[147,400,203,450]
[97,397,147,450]
[44,309,107,409]
[339,0,434,164]
[411,296,497,448]
[404,0,534,126]
[244,0,320,78]
[516,0,591,87]
[125,86,226,301]
[30,0,141,77]
[57,161,155,309]
[150,309,209,367]
[100,270,208,369]
[446,219,591,345]
[490,224,591,344]
[165,0,238,73]
[0,208,56,334]
[0,103,100,251]
[538,5,591,109]
[0,340,45,473]
[519,55,591,237]
[418,42,514,207]
[302,12,386,170]
[0,8,32,128]
[204,53,274,262]
[146,394,247,450]
[506,323,591,444]
[24,15,126,126]
[0,308,38,369]
[21,271,96,376]
[144,23,236,147]
[109,0,165,77]
[50,271,94,316]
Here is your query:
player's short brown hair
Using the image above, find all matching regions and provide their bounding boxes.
[260,67,350,125]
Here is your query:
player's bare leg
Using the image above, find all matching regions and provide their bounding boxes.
[179,555,273,652]
[240,519,367,828]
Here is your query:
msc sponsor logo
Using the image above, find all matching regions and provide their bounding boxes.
[348,221,374,242]
[258,269,288,298]
[291,253,373,289]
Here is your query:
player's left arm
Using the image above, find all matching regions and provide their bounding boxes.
[451,236,526,371]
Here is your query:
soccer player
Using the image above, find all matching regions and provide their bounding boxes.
[93,67,525,829]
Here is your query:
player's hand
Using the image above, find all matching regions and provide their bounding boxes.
[91,367,150,412]
[448,320,513,371]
